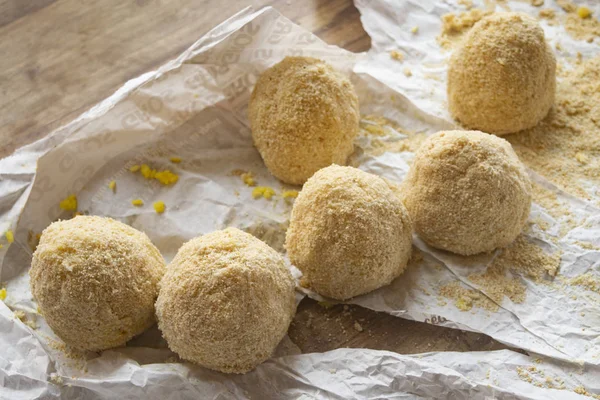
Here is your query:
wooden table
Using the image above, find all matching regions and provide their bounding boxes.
[0,0,509,355]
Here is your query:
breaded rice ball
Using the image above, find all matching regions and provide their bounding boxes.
[155,228,296,374]
[401,131,532,255]
[286,165,413,300]
[30,216,165,351]
[448,13,556,135]
[248,56,360,185]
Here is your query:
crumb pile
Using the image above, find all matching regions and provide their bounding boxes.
[401,130,532,256]
[286,165,413,300]
[29,216,165,351]
[440,235,561,311]
[506,56,600,204]
[448,13,556,135]
[155,228,296,374]
[248,56,359,185]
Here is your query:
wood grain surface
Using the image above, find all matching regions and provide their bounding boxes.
[0,0,509,354]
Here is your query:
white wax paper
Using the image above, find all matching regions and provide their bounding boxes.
[1,3,599,399]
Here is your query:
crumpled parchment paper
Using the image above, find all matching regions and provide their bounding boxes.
[1,3,599,399]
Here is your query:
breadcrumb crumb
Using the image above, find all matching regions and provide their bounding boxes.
[170,157,182,163]
[281,190,299,199]
[5,230,14,243]
[132,163,179,185]
[390,50,404,61]
[108,180,116,192]
[577,6,591,19]
[252,186,275,200]
[153,201,166,214]
[0,288,6,301]
[59,195,77,211]
[131,199,144,206]
[241,172,256,187]
[411,26,419,33]
[129,165,141,172]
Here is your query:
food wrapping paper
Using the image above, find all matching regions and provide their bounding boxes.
[0,3,599,399]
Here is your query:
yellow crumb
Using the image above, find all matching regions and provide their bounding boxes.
[108,180,116,192]
[14,310,25,321]
[282,190,299,199]
[0,244,3,249]
[153,201,166,214]
[140,164,156,179]
[154,170,179,185]
[131,199,144,206]
[411,26,419,33]
[390,50,404,61]
[170,157,182,164]
[59,195,77,211]
[5,230,14,244]
[0,288,6,301]
[577,6,591,19]
[132,163,179,186]
[241,172,256,187]
[404,67,413,77]
[252,186,276,200]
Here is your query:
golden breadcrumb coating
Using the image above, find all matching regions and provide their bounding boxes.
[156,228,296,374]
[248,57,360,185]
[448,13,556,135]
[401,130,532,255]
[30,216,165,351]
[286,165,413,300]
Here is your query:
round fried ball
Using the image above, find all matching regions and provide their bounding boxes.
[30,216,165,351]
[401,130,532,255]
[448,13,556,135]
[285,165,413,300]
[248,56,360,185]
[155,228,296,374]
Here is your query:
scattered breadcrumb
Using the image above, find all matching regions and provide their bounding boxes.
[281,190,299,199]
[59,195,77,211]
[403,67,413,77]
[574,386,600,399]
[577,7,592,19]
[411,26,419,33]
[437,8,493,49]
[458,0,473,9]
[439,281,498,312]
[569,273,600,294]
[252,186,275,200]
[557,0,577,12]
[531,0,544,6]
[108,180,116,192]
[539,8,557,24]
[358,115,426,157]
[49,373,64,386]
[468,236,560,306]
[170,157,182,163]
[0,288,6,301]
[130,163,179,185]
[5,230,14,244]
[242,172,256,187]
[390,50,404,61]
[153,201,166,214]
[131,199,144,206]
